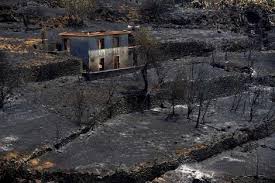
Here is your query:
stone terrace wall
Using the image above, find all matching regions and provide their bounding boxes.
[160,41,215,59]
[19,57,81,82]
[83,66,143,81]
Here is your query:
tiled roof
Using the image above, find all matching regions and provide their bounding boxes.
[59,30,131,38]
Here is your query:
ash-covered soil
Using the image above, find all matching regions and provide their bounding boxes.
[0,1,275,182]
[29,87,275,175]
[152,28,248,47]
[0,93,78,153]
[152,133,275,183]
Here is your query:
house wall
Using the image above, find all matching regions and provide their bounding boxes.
[69,38,90,65]
[88,34,134,72]
[67,33,135,72]
[89,47,131,72]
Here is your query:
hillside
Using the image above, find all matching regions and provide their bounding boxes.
[0,1,275,183]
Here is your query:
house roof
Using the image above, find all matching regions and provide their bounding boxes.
[59,30,131,38]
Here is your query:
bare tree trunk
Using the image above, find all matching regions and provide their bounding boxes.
[249,90,261,122]
[0,99,4,109]
[255,150,259,182]
[230,94,238,111]
[249,107,254,122]
[234,93,243,112]
[196,94,204,128]
[202,99,211,124]
[211,51,215,64]
[73,88,86,125]
[105,80,118,118]
[248,48,252,67]
[231,92,243,112]
[196,106,202,128]
[0,88,4,109]
[262,105,275,135]
[108,105,113,118]
[22,15,29,32]
[187,105,192,119]
[141,63,150,110]
[172,97,175,116]
[191,63,194,80]
[142,63,149,93]
[187,73,195,119]
[242,98,247,114]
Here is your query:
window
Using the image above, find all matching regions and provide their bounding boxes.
[98,38,105,49]
[113,37,120,48]
[113,56,120,69]
[63,38,70,51]
[99,58,104,71]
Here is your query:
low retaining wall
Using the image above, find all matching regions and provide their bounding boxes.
[160,41,214,59]
[83,66,143,81]
[19,58,81,82]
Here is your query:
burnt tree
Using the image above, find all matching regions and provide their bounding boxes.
[133,28,161,110]
[167,71,186,118]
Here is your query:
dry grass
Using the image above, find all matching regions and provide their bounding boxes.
[0,37,39,53]
[201,0,275,8]
[28,158,55,171]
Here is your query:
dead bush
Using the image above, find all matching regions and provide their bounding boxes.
[43,16,84,28]
[0,160,31,183]
[58,0,97,19]
[140,0,173,19]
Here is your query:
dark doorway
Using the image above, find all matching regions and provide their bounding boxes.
[99,58,105,71]
[113,56,120,69]
[63,38,70,51]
